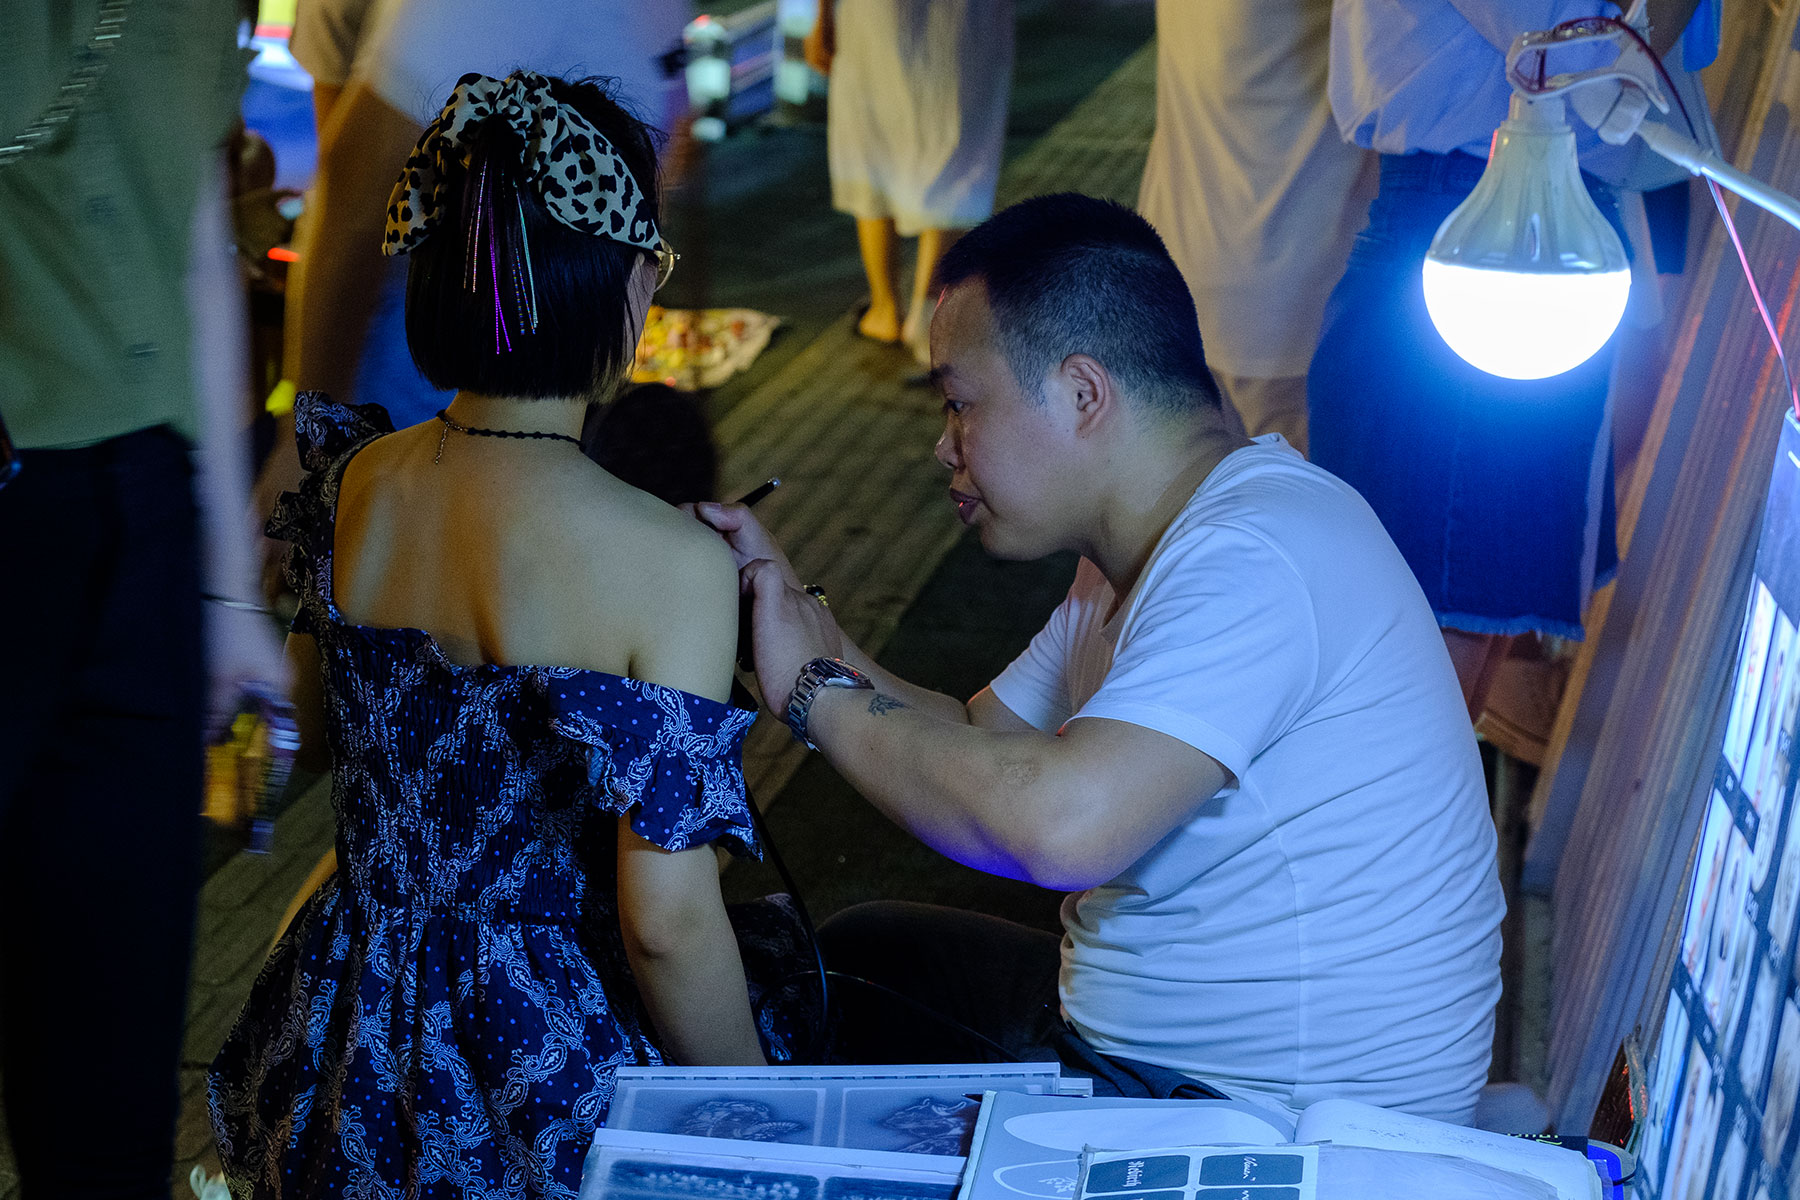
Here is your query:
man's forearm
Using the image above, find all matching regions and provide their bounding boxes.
[832,642,973,725]
[189,160,258,601]
[292,167,389,399]
[805,683,1075,887]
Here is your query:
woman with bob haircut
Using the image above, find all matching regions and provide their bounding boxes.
[208,71,807,1196]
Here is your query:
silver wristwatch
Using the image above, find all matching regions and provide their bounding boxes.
[784,656,873,750]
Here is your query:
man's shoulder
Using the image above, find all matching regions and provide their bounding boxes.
[1179,441,1403,572]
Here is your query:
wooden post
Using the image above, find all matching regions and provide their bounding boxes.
[1529,0,1800,1130]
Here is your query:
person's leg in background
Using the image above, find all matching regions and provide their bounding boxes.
[0,428,206,1198]
[1212,372,1310,457]
[855,217,903,344]
[902,228,962,365]
[1442,629,1516,722]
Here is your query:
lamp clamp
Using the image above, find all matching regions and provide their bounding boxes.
[1505,18,1669,146]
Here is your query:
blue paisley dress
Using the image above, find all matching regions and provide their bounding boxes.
[209,395,810,1198]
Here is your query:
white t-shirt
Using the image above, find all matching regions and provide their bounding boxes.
[990,437,1505,1123]
[354,0,691,131]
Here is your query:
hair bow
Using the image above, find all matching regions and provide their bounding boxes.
[382,70,660,256]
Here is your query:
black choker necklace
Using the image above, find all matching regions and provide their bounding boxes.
[434,408,582,464]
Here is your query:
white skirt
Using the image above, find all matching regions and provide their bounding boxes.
[827,0,1015,235]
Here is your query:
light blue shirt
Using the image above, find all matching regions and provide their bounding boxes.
[1328,0,1610,157]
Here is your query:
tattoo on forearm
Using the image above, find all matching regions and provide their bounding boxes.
[868,692,908,716]
[1000,758,1041,790]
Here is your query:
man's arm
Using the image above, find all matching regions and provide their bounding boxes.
[252,83,422,594]
[692,502,1225,889]
[808,687,1226,891]
[690,499,980,725]
[291,80,421,402]
[833,644,981,725]
[190,158,292,727]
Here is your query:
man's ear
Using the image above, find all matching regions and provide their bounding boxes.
[1060,354,1114,437]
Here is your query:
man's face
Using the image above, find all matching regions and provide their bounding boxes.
[929,281,1072,561]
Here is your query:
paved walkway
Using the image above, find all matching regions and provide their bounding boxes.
[0,37,1157,1198]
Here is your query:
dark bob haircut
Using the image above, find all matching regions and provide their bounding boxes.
[934,193,1222,414]
[404,75,662,399]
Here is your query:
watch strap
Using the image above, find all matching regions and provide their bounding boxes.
[784,656,872,750]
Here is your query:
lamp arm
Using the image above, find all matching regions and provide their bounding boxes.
[1635,121,1800,233]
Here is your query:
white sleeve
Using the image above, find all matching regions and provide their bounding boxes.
[351,0,482,124]
[988,561,1102,733]
[1073,525,1319,784]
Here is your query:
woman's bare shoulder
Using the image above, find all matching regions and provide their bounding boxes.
[566,472,736,588]
[615,508,739,699]
[548,475,740,695]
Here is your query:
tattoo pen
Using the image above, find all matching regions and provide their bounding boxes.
[734,478,781,671]
[736,477,780,508]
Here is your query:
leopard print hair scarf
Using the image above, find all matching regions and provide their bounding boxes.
[382,70,660,257]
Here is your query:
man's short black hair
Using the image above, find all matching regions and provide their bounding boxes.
[934,193,1222,413]
[404,75,661,399]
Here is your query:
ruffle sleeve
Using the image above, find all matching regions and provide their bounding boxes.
[265,392,395,634]
[546,672,762,857]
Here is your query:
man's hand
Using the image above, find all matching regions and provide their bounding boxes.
[686,500,796,578]
[688,500,841,710]
[741,559,844,711]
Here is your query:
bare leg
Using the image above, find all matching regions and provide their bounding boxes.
[1443,628,1513,722]
[904,228,961,364]
[855,217,902,343]
[272,847,339,952]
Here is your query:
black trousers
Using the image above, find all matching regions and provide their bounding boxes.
[820,901,1221,1099]
[0,427,205,1198]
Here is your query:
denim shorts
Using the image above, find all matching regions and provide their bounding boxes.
[1307,151,1621,639]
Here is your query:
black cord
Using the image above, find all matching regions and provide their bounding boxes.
[825,970,1025,1064]
[741,772,1028,1066]
[745,797,831,1062]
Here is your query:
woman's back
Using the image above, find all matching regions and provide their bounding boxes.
[332,402,737,691]
[209,396,770,1197]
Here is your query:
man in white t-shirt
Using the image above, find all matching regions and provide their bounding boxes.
[697,193,1504,1123]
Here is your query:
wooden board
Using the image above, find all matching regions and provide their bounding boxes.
[1530,0,1800,1130]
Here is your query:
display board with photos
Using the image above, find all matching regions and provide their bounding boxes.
[1639,410,1800,1200]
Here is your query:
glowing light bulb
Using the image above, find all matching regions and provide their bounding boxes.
[1423,260,1630,380]
[1423,95,1630,381]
